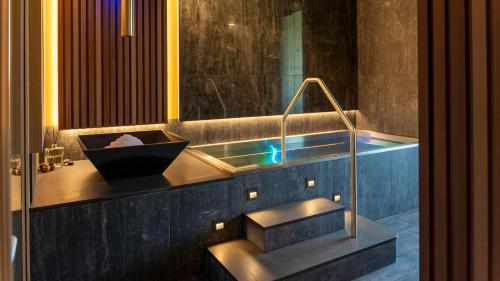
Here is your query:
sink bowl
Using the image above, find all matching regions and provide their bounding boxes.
[77,130,189,181]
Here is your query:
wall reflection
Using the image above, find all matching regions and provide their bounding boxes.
[179,0,358,121]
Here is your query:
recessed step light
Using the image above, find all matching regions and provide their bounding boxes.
[214,220,225,231]
[334,193,342,202]
[247,189,258,200]
[306,178,315,188]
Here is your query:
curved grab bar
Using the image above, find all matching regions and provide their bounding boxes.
[280,78,358,238]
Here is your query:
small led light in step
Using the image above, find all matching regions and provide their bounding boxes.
[334,194,342,202]
[214,220,225,231]
[307,179,315,188]
[247,189,258,200]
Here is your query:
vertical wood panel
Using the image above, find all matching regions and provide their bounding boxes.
[448,1,469,280]
[58,0,167,129]
[125,37,131,125]
[131,0,138,124]
[64,0,72,128]
[95,0,103,126]
[420,0,500,280]
[490,1,500,279]
[470,0,490,280]
[57,0,65,129]
[0,0,12,278]
[156,0,163,121]
[137,0,144,124]
[417,0,430,279]
[163,0,168,121]
[80,0,88,128]
[150,0,157,121]
[109,0,117,126]
[102,0,110,126]
[430,1,449,279]
[117,4,124,126]
[72,0,80,128]
[88,0,96,128]
[143,0,151,124]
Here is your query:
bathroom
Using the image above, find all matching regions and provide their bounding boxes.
[5,0,420,280]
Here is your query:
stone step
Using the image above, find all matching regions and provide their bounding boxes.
[244,197,345,252]
[207,213,397,281]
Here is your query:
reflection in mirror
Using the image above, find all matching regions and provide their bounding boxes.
[180,0,357,121]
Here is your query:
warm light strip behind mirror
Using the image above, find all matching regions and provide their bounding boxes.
[167,0,179,122]
[43,0,58,128]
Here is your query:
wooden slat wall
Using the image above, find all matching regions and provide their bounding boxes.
[58,0,167,129]
[490,1,500,280]
[419,0,500,280]
[0,0,12,279]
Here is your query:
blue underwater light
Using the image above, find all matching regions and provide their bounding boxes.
[270,145,280,164]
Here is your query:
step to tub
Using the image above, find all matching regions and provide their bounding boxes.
[244,197,345,252]
[207,212,397,281]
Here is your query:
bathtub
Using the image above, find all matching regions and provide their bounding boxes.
[189,130,418,174]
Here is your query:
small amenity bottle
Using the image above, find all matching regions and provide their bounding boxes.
[44,144,65,167]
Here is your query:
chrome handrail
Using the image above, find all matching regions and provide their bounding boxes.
[280,78,358,238]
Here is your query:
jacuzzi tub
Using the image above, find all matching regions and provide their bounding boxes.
[189,130,418,174]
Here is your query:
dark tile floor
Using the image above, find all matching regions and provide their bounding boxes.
[354,209,419,281]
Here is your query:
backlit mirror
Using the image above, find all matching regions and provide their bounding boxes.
[179,0,357,121]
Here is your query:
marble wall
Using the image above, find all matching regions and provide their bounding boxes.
[179,0,357,121]
[356,0,418,137]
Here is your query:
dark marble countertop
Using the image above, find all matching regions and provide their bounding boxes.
[10,150,234,212]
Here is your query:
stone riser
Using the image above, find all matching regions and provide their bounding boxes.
[207,239,396,281]
[245,210,345,252]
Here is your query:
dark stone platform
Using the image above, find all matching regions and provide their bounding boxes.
[207,212,397,281]
[20,145,415,281]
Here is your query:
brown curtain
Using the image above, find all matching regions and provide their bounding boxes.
[419,0,500,280]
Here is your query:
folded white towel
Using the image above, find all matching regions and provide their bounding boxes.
[105,134,144,148]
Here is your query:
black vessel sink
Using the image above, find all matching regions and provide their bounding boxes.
[77,130,189,181]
